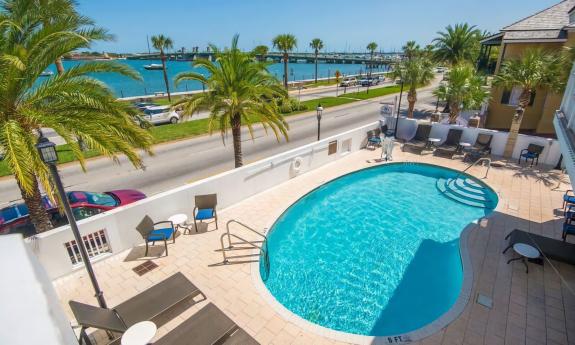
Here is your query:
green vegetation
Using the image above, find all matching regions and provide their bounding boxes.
[272,34,298,89]
[433,23,483,65]
[338,84,406,100]
[151,34,174,101]
[310,38,324,83]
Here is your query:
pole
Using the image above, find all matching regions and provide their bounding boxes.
[48,164,107,309]
[317,117,321,141]
[394,81,404,137]
[146,35,151,55]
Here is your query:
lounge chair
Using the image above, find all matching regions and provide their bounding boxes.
[193,194,218,232]
[402,124,432,154]
[503,229,575,265]
[564,190,575,211]
[366,129,382,150]
[69,272,202,345]
[518,143,544,166]
[136,215,176,256]
[434,128,463,158]
[154,303,259,345]
[464,133,493,163]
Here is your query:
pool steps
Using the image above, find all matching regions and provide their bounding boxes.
[436,177,495,209]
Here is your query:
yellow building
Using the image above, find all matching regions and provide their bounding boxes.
[480,0,575,135]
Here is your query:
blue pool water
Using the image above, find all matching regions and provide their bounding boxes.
[260,163,497,336]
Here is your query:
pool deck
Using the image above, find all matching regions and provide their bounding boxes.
[54,147,575,345]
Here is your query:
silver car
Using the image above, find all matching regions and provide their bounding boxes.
[142,106,180,126]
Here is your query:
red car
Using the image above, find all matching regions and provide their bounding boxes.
[0,190,146,237]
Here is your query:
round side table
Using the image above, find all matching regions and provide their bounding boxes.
[507,243,540,273]
[121,321,157,345]
[428,138,441,149]
[168,213,190,234]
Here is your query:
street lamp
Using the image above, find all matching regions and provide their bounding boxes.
[316,104,324,141]
[36,136,107,309]
[394,79,404,137]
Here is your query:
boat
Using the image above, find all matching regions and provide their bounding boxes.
[40,71,54,77]
[144,64,164,70]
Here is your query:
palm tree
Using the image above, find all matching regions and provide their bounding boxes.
[493,49,565,157]
[151,34,174,102]
[366,42,378,77]
[310,38,324,83]
[174,35,289,168]
[433,63,490,124]
[392,49,435,118]
[252,45,269,62]
[0,1,154,233]
[272,34,297,89]
[403,40,420,60]
[433,23,482,65]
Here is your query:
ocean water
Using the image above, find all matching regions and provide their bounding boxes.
[261,163,496,336]
[46,60,388,98]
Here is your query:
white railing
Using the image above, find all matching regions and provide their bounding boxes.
[63,229,111,266]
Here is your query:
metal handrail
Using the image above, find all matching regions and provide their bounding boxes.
[454,157,491,180]
[225,220,267,248]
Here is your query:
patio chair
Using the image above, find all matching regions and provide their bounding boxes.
[434,128,463,159]
[366,129,382,150]
[503,229,575,265]
[193,194,218,232]
[464,133,493,163]
[518,143,544,166]
[136,215,176,256]
[69,272,202,345]
[563,190,575,211]
[154,303,259,345]
[402,124,432,154]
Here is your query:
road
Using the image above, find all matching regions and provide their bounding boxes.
[0,80,440,204]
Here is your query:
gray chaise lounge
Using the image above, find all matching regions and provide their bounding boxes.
[402,124,432,154]
[434,128,463,158]
[503,229,575,265]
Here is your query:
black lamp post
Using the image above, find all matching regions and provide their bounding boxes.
[394,80,404,137]
[316,104,323,141]
[36,136,107,309]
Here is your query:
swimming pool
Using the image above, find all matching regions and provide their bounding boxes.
[259,163,497,337]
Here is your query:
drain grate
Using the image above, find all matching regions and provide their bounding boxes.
[476,294,493,309]
[132,260,158,276]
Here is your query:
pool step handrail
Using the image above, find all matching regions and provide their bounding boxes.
[454,157,491,180]
[220,220,270,277]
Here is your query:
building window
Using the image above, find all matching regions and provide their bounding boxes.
[501,87,535,107]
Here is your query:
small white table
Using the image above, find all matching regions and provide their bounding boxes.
[121,321,157,345]
[428,138,441,149]
[459,142,472,149]
[507,243,540,273]
[168,213,190,234]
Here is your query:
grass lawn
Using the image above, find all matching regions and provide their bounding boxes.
[0,83,413,178]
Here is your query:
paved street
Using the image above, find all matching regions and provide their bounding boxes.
[0,80,440,204]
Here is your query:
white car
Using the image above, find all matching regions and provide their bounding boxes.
[142,106,180,126]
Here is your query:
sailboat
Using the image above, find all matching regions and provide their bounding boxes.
[144,64,164,70]
[40,71,54,77]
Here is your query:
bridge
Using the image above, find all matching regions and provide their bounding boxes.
[127,51,403,65]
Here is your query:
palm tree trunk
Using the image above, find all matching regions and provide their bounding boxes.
[449,102,460,124]
[407,89,417,118]
[17,176,53,233]
[55,57,65,74]
[283,52,289,89]
[503,89,531,158]
[161,54,172,102]
[231,114,243,168]
[314,53,318,83]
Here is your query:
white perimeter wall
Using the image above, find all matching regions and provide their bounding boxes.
[29,119,562,280]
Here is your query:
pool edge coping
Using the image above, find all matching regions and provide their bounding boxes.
[250,161,493,344]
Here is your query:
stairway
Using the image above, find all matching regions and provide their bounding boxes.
[436,176,496,209]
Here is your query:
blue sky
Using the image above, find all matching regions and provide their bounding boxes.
[78,0,559,53]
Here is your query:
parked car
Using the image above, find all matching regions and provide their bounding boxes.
[133,102,159,111]
[0,190,146,237]
[142,105,180,126]
[340,77,357,87]
[360,77,380,87]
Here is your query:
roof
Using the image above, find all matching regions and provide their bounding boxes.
[490,0,575,42]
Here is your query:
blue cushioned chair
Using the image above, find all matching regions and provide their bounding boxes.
[366,129,382,150]
[564,190,575,211]
[193,194,218,232]
[518,144,544,166]
[136,215,175,256]
[563,222,575,242]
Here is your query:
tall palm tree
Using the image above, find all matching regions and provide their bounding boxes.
[175,35,289,168]
[493,49,565,157]
[392,49,435,118]
[272,33,297,89]
[252,45,269,62]
[151,34,174,102]
[433,63,490,124]
[433,23,482,65]
[0,1,154,233]
[309,38,324,83]
[366,42,378,77]
[403,40,420,60]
